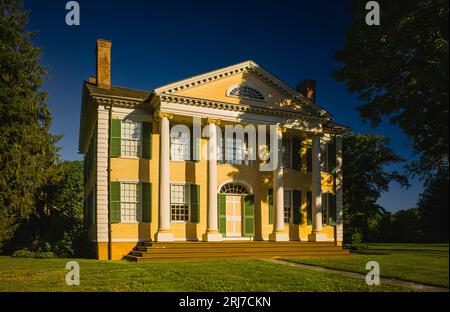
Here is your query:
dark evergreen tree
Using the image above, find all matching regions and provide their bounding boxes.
[0,0,59,250]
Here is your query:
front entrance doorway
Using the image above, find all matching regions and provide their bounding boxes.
[218,182,254,238]
[226,195,242,237]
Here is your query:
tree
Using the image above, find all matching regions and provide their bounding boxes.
[333,0,448,179]
[9,161,87,257]
[379,208,424,243]
[417,170,449,242]
[0,0,59,250]
[343,133,408,243]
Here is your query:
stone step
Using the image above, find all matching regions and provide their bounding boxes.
[141,241,337,248]
[125,250,349,262]
[130,250,348,258]
[133,246,343,253]
[125,241,347,261]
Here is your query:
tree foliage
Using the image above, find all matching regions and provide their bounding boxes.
[343,133,408,242]
[333,0,448,178]
[0,0,59,250]
[9,161,88,257]
[416,170,449,242]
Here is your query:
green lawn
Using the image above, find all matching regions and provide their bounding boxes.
[0,257,410,292]
[281,243,449,288]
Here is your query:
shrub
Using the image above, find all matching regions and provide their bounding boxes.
[349,231,368,251]
[12,248,56,258]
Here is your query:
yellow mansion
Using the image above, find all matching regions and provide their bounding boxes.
[79,39,347,260]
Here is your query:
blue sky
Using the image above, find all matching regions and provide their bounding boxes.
[23,0,423,212]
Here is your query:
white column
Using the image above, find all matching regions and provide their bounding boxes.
[308,134,327,241]
[269,125,289,241]
[335,136,343,245]
[155,112,173,242]
[203,119,222,241]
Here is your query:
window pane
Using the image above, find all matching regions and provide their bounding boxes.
[121,120,141,157]
[170,130,190,160]
[121,182,140,222]
[171,184,189,221]
[223,133,250,166]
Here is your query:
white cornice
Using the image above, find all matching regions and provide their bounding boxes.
[156,93,327,123]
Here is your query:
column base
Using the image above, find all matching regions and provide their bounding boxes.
[308,232,328,242]
[269,232,289,242]
[202,231,223,242]
[155,231,174,242]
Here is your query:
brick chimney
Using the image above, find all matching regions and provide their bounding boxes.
[96,39,111,89]
[296,79,316,102]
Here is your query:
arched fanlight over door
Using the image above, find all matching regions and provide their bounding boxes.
[219,183,250,195]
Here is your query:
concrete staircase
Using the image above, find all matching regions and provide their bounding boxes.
[124,241,349,262]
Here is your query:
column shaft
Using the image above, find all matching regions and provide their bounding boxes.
[156,114,173,241]
[203,121,222,241]
[308,134,327,241]
[269,125,289,241]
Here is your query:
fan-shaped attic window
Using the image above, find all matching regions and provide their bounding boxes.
[226,84,266,101]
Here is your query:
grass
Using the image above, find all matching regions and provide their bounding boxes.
[281,243,449,288]
[0,256,410,292]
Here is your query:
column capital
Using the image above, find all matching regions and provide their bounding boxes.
[203,118,221,126]
[154,110,174,121]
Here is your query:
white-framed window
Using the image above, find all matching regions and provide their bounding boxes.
[282,138,292,169]
[170,130,190,161]
[219,134,250,166]
[170,184,190,222]
[121,182,140,223]
[322,193,329,225]
[121,120,141,157]
[283,190,292,223]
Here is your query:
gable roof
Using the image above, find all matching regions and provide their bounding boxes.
[153,60,331,120]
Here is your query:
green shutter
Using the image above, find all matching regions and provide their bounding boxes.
[268,188,273,224]
[328,193,336,226]
[142,122,152,159]
[293,190,302,224]
[306,147,312,172]
[243,194,255,237]
[110,119,121,157]
[110,181,121,223]
[218,194,226,234]
[190,184,200,223]
[141,182,151,222]
[307,191,312,225]
[327,140,336,174]
[292,138,301,171]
